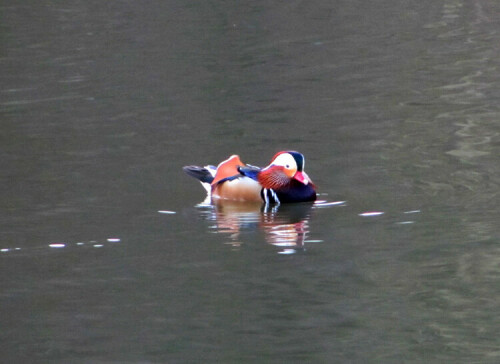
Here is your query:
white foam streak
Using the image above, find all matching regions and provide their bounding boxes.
[359,211,384,217]
[49,243,66,248]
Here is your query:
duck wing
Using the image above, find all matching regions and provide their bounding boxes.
[237,164,261,181]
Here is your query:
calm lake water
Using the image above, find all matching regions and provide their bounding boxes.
[2,1,500,362]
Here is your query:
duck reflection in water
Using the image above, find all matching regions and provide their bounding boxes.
[184,151,318,253]
[198,199,314,253]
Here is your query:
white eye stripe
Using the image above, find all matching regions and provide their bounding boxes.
[271,153,297,170]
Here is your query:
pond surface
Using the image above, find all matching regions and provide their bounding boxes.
[2,0,500,362]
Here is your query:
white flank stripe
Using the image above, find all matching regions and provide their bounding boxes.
[270,189,280,205]
[263,188,269,204]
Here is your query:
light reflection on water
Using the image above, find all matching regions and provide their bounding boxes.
[193,198,414,254]
[196,199,317,254]
[1,239,122,254]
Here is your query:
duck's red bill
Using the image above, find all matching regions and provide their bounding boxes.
[294,171,309,185]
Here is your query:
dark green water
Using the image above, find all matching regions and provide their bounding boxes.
[2,1,500,362]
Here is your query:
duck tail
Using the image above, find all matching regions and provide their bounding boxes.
[183,165,216,184]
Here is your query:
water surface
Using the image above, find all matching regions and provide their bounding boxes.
[1,0,500,362]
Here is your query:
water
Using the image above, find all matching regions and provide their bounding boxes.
[2,0,500,362]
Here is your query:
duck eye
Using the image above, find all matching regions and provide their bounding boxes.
[285,164,290,169]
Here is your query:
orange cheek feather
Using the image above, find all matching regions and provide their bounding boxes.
[258,167,291,190]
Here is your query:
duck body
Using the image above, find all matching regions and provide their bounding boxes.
[183,151,316,204]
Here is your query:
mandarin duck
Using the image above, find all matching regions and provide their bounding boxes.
[183,151,316,204]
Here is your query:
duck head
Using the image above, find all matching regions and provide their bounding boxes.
[258,151,314,190]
